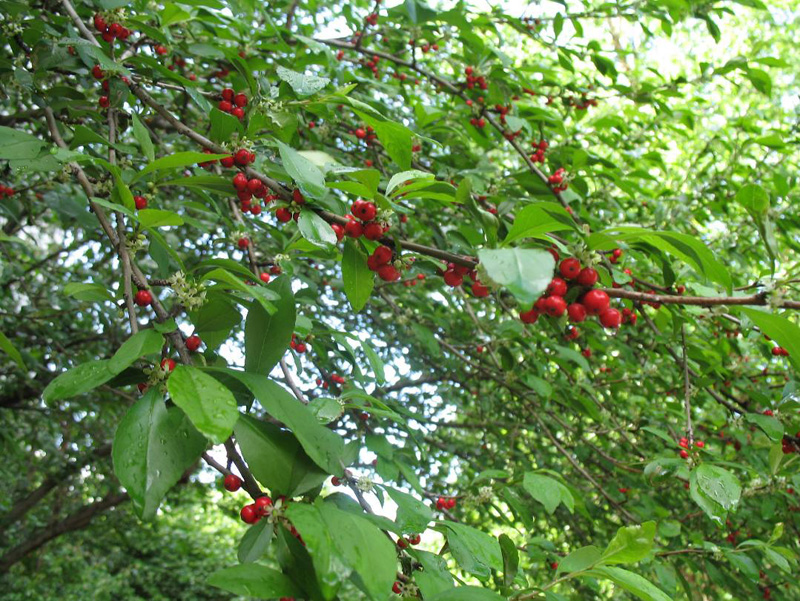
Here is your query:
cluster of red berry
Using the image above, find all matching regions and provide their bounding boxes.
[530,139,548,164]
[520,258,630,333]
[395,533,422,548]
[442,262,490,297]
[337,200,388,241]
[781,434,799,455]
[353,125,378,144]
[548,167,569,193]
[90,64,114,109]
[358,55,381,79]
[365,12,379,26]
[771,346,789,357]
[464,66,488,90]
[217,88,248,120]
[0,185,15,198]
[239,495,272,524]
[290,334,308,353]
[678,436,704,459]
[274,189,306,222]
[435,496,456,510]
[93,13,132,44]
[366,245,401,282]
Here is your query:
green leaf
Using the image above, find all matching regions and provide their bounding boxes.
[276,65,331,96]
[739,308,800,374]
[384,486,433,533]
[192,297,242,350]
[237,519,273,564]
[689,464,741,525]
[131,113,155,162]
[408,549,454,597]
[43,360,116,402]
[478,248,555,306]
[746,68,772,96]
[244,276,295,375]
[63,282,115,303]
[201,268,278,314]
[207,564,302,599]
[276,140,327,199]
[558,545,602,575]
[386,169,433,196]
[166,365,239,443]
[0,126,46,159]
[439,521,503,580]
[591,227,731,291]
[209,108,243,144]
[137,209,184,228]
[584,566,673,601]
[135,151,229,180]
[354,110,413,170]
[0,331,25,368]
[744,412,784,442]
[298,211,337,247]
[602,522,656,565]
[234,414,328,497]
[735,184,769,214]
[112,390,206,520]
[286,500,397,601]
[108,330,164,374]
[522,472,575,514]
[499,534,519,587]
[342,239,374,312]
[426,588,507,601]
[504,202,577,244]
[212,370,345,474]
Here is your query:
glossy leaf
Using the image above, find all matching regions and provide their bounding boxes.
[166,365,239,443]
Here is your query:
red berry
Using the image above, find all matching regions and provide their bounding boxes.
[223,474,242,491]
[355,128,367,139]
[292,189,305,204]
[696,441,705,448]
[247,178,262,194]
[237,237,249,249]
[259,272,271,283]
[372,246,393,266]
[276,207,292,222]
[134,289,153,307]
[543,295,567,317]
[472,281,490,297]
[443,270,463,287]
[599,308,622,329]
[186,335,202,352]
[377,264,401,282]
[93,14,106,31]
[679,450,689,459]
[352,200,377,221]
[576,267,598,287]
[92,65,104,79]
[255,496,272,511]
[392,582,402,594]
[134,195,147,210]
[520,308,539,324]
[234,93,248,107]
[234,149,251,166]
[582,289,610,315]
[161,358,176,372]
[99,96,110,108]
[232,172,248,190]
[331,223,345,241]
[566,303,586,323]
[344,220,363,238]
[559,258,581,279]
[232,107,245,120]
[221,88,234,102]
[546,277,568,297]
[363,222,384,240]
[240,504,259,524]
[218,100,233,113]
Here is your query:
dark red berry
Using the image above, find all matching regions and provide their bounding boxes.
[224,474,242,491]
[134,289,153,306]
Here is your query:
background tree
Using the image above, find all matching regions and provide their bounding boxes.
[1,0,799,599]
